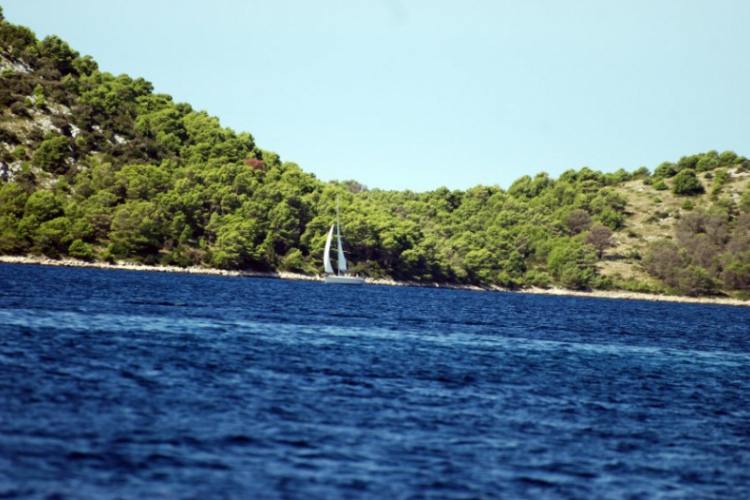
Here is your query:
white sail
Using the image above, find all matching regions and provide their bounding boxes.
[335,195,347,272]
[323,195,365,284]
[323,224,335,274]
[336,225,347,272]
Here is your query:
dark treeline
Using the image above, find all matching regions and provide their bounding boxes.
[1,9,749,296]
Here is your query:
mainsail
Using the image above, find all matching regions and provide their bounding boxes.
[336,224,347,272]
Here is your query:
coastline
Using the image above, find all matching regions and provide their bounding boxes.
[2,254,748,308]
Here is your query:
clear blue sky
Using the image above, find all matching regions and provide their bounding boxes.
[4,1,749,192]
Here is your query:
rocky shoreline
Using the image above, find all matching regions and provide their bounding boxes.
[2,254,748,308]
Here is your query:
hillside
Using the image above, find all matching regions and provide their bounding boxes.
[1,9,749,299]
[603,166,750,296]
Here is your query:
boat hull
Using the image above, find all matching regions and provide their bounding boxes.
[325,275,366,285]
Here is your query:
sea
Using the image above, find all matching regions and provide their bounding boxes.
[0,263,749,500]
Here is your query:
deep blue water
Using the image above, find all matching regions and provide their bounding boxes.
[1,264,749,499]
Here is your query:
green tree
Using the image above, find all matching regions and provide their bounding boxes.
[24,191,63,222]
[38,35,80,76]
[0,183,29,217]
[33,136,71,174]
[209,215,265,270]
[0,215,27,253]
[546,239,596,289]
[463,247,495,284]
[33,216,72,256]
[72,55,98,77]
[108,201,164,258]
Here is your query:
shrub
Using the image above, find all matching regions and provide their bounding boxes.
[627,248,642,260]
[653,180,668,191]
[564,209,592,235]
[719,150,738,165]
[282,248,304,271]
[524,270,550,288]
[632,167,650,178]
[672,169,704,196]
[12,145,26,160]
[0,126,18,144]
[619,278,661,294]
[677,155,700,171]
[0,146,12,164]
[9,101,28,117]
[160,250,192,268]
[654,162,678,178]
[677,265,717,296]
[696,156,719,172]
[643,239,682,287]
[0,87,13,107]
[712,169,731,196]
[740,190,750,214]
[99,247,115,263]
[27,128,45,145]
[591,274,615,290]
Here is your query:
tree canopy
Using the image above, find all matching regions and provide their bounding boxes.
[1,13,749,298]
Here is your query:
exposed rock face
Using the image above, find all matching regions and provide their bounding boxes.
[0,53,32,74]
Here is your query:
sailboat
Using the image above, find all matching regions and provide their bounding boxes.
[324,196,365,285]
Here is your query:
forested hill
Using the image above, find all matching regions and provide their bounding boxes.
[1,10,750,298]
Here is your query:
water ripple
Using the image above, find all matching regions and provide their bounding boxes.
[1,264,749,499]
